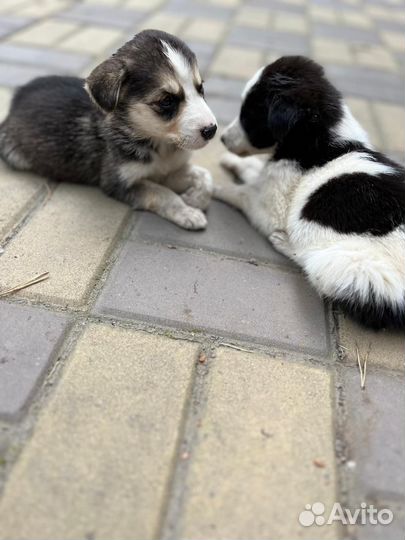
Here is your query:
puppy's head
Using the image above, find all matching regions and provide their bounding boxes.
[221,56,341,156]
[85,30,217,150]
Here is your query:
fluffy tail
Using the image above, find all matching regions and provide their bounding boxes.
[302,242,405,330]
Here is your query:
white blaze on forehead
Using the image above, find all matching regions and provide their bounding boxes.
[161,40,194,83]
[242,66,265,100]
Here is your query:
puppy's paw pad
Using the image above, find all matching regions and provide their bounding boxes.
[176,207,207,230]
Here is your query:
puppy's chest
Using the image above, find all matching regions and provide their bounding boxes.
[119,148,190,186]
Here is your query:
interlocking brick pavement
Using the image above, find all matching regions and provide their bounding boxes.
[0,0,404,538]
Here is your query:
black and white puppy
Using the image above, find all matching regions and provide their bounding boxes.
[216,56,405,330]
[0,30,217,230]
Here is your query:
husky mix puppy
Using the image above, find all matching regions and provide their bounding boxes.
[0,30,217,230]
[216,56,405,330]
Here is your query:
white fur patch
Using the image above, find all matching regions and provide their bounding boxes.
[242,66,265,100]
[333,103,372,147]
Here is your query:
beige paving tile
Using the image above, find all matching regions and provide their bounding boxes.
[234,6,270,28]
[338,315,405,371]
[59,26,123,54]
[0,183,130,306]
[309,5,338,24]
[0,162,45,242]
[83,0,123,5]
[0,324,198,540]
[180,348,338,539]
[138,12,186,34]
[0,0,28,14]
[0,86,12,122]
[182,18,227,43]
[345,97,383,149]
[312,37,354,65]
[124,0,165,9]
[353,44,398,72]
[340,10,373,29]
[9,19,78,46]
[272,12,308,34]
[207,0,241,6]
[380,30,405,52]
[15,0,69,18]
[211,46,263,79]
[372,101,405,153]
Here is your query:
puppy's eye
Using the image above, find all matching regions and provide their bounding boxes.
[197,83,205,96]
[159,94,176,109]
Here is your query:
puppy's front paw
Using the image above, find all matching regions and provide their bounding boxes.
[220,152,241,173]
[173,206,207,230]
[181,185,211,210]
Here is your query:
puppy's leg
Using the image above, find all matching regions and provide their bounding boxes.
[213,182,251,212]
[165,165,213,210]
[109,179,207,230]
[269,230,295,260]
[220,153,263,184]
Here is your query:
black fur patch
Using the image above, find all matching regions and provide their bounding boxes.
[333,296,405,330]
[301,169,405,236]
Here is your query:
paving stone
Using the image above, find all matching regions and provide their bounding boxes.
[0,302,68,420]
[309,5,339,23]
[14,0,70,18]
[0,324,198,539]
[124,0,164,10]
[228,25,310,54]
[271,12,308,34]
[186,41,217,74]
[0,162,45,241]
[95,241,329,355]
[0,0,28,14]
[380,30,405,52]
[0,62,51,87]
[325,65,403,104]
[234,6,271,28]
[182,18,226,43]
[137,12,186,34]
[372,101,405,154]
[59,3,145,29]
[312,37,354,65]
[132,201,295,267]
[314,22,380,44]
[353,44,398,72]
[343,369,405,499]
[341,10,373,29]
[247,0,306,14]
[211,45,263,79]
[166,0,234,20]
[0,43,91,73]
[180,348,337,539]
[59,26,124,55]
[345,97,383,148]
[0,14,32,31]
[0,85,11,121]
[338,315,404,371]
[0,184,130,307]
[205,76,245,99]
[9,19,78,46]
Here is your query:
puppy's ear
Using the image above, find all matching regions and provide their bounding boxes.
[85,57,127,112]
[267,96,302,142]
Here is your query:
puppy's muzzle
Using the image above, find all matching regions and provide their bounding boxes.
[200,124,217,141]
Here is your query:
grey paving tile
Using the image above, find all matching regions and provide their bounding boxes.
[0,15,32,30]
[326,64,404,104]
[0,62,51,87]
[343,369,405,498]
[227,26,309,54]
[206,76,246,100]
[187,41,217,74]
[166,0,234,20]
[0,302,69,420]
[131,201,295,267]
[314,22,380,45]
[204,95,240,125]
[59,4,145,29]
[95,241,329,355]
[0,44,91,73]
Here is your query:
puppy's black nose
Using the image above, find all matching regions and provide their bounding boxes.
[201,124,217,141]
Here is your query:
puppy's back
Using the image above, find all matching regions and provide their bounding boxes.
[0,76,104,184]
